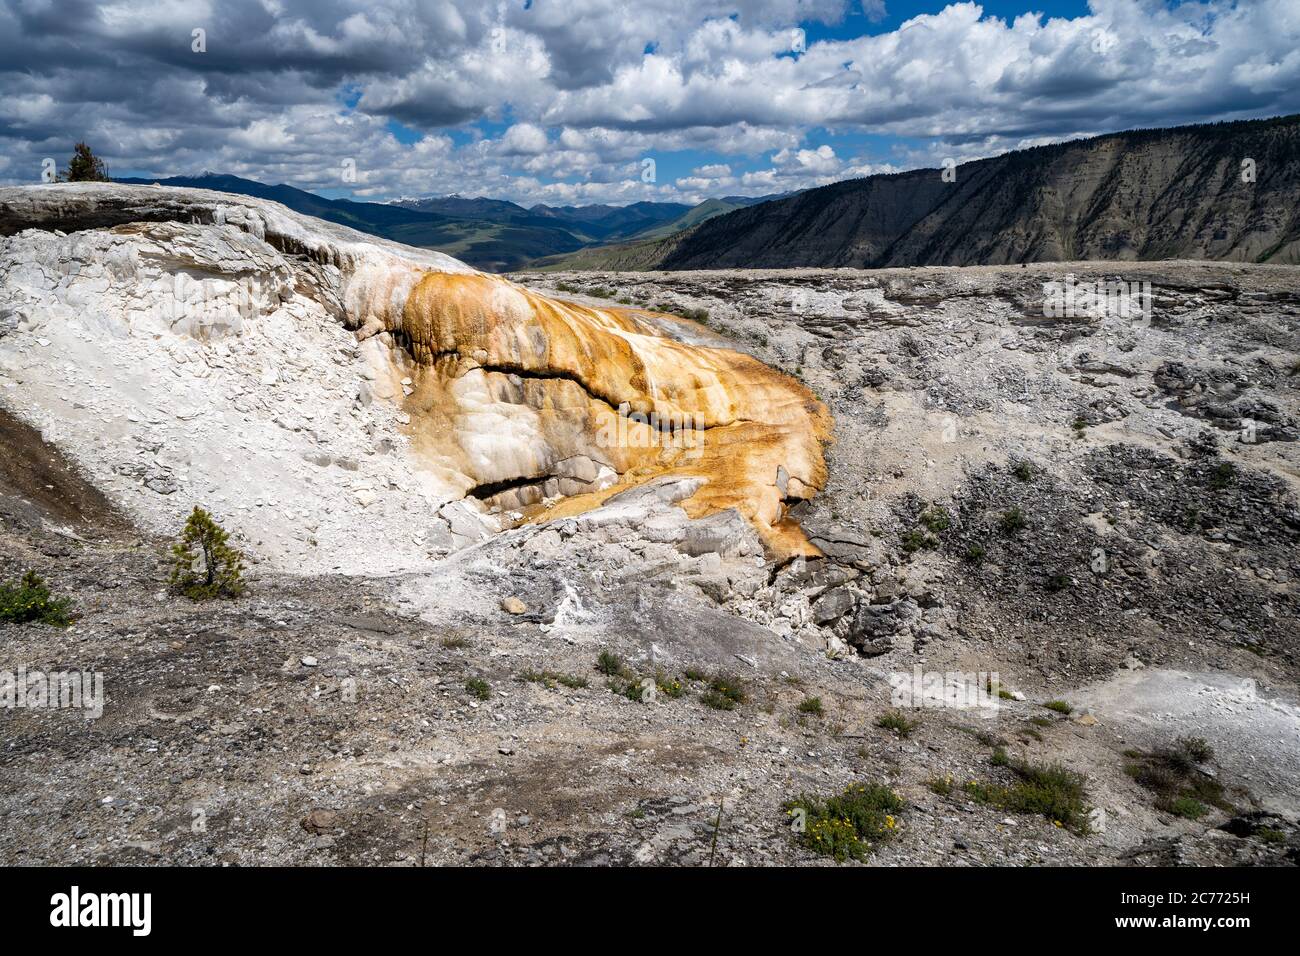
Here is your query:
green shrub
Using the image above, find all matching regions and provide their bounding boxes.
[964,757,1091,833]
[876,709,918,736]
[169,507,245,600]
[998,507,1027,535]
[518,669,588,690]
[1209,462,1235,490]
[702,673,747,710]
[797,696,824,716]
[0,571,71,626]
[1175,736,1214,763]
[607,677,644,702]
[1124,737,1233,817]
[600,663,676,704]
[783,782,904,861]
[926,776,954,796]
[596,650,630,677]
[654,670,686,698]
[919,506,951,532]
[465,677,491,700]
[1043,700,1072,715]
[1012,461,1035,482]
[679,307,710,323]
[985,677,1015,700]
[901,529,936,554]
[1167,796,1208,820]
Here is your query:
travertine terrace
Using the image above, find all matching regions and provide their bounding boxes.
[0,184,829,564]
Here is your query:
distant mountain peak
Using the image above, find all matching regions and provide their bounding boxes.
[658,113,1300,270]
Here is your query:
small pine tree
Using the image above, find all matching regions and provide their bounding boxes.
[169,507,245,599]
[64,142,109,183]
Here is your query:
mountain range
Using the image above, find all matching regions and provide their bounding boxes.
[117,114,1300,274]
[114,173,780,271]
[651,114,1300,270]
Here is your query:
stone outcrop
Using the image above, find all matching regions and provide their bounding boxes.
[0,184,830,570]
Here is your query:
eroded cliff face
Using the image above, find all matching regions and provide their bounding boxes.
[337,266,833,557]
[379,272,829,557]
[657,114,1300,270]
[0,184,829,564]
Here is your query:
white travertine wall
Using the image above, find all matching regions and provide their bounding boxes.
[0,184,829,572]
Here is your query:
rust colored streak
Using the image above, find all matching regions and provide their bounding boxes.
[392,272,832,558]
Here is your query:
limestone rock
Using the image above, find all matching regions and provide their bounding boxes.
[0,183,831,569]
[301,809,338,834]
[811,587,855,625]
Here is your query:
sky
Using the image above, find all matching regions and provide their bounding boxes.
[1,0,1298,207]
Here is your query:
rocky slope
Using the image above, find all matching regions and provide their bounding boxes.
[520,264,1300,670]
[1,186,1298,867]
[646,115,1300,270]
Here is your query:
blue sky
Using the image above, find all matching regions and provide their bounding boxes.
[804,0,1091,40]
[1,1,1296,206]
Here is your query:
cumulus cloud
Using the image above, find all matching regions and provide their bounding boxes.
[0,0,1296,204]
[497,122,551,156]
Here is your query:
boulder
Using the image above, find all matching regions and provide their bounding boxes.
[811,587,855,625]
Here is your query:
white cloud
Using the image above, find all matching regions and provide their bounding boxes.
[541,0,1300,138]
[1,0,1297,205]
[772,145,839,174]
[497,123,550,156]
[230,118,295,151]
[692,163,732,179]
